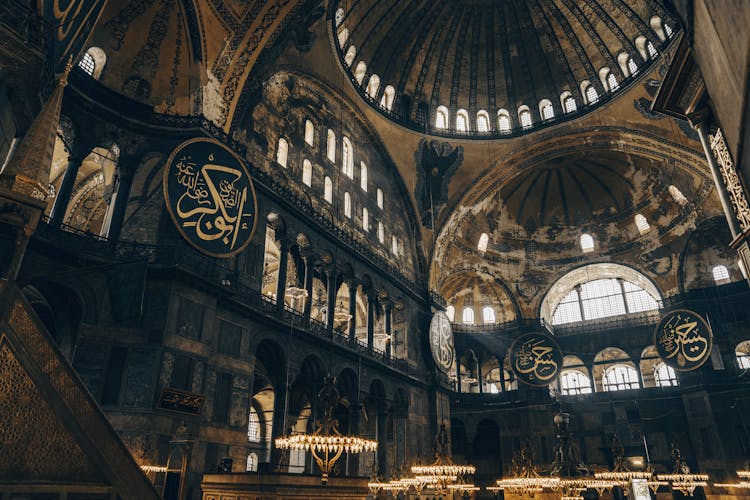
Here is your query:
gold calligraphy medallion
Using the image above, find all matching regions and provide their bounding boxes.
[509,331,562,386]
[163,138,258,258]
[653,309,712,372]
[429,311,455,373]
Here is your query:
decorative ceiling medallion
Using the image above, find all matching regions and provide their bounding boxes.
[429,311,455,373]
[509,331,562,386]
[163,138,257,258]
[654,309,712,372]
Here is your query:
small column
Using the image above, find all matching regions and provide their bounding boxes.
[366,289,375,351]
[105,167,135,241]
[326,268,337,333]
[347,279,358,340]
[477,358,483,394]
[275,239,289,309]
[302,256,314,321]
[384,300,393,359]
[689,111,742,238]
[50,146,91,226]
[456,360,462,393]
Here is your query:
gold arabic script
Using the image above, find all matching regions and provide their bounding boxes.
[514,337,559,381]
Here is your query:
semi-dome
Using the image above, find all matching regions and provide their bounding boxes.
[333,0,679,137]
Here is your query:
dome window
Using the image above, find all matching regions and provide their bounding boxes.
[366,74,380,98]
[344,192,352,218]
[78,47,106,80]
[380,85,395,110]
[712,265,730,284]
[607,72,619,92]
[518,106,532,130]
[497,109,511,133]
[482,306,495,324]
[344,45,357,66]
[585,84,598,104]
[664,23,673,38]
[324,176,333,203]
[360,162,368,191]
[462,307,475,325]
[327,129,336,163]
[302,159,312,187]
[78,52,96,76]
[561,92,577,113]
[668,185,688,205]
[436,106,449,129]
[276,138,288,167]
[627,57,639,76]
[362,207,369,231]
[304,120,314,146]
[476,110,490,132]
[647,40,658,59]
[580,233,594,253]
[354,61,367,84]
[540,99,554,121]
[634,214,650,234]
[456,109,469,131]
[477,233,489,252]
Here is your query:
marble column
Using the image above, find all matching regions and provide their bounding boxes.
[384,300,392,359]
[347,279,358,340]
[302,256,314,321]
[50,146,92,226]
[366,289,375,351]
[326,268,337,333]
[275,240,289,309]
[104,166,134,241]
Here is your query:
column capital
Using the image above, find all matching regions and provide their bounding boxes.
[687,108,711,131]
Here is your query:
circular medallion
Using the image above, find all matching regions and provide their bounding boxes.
[429,311,455,373]
[653,309,713,372]
[163,138,258,258]
[509,331,563,386]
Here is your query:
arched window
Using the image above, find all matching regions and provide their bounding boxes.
[78,47,106,80]
[360,162,368,191]
[377,221,384,243]
[248,408,260,441]
[582,81,598,105]
[335,7,345,26]
[391,235,398,255]
[380,85,395,110]
[654,362,678,387]
[607,72,619,92]
[664,23,673,38]
[560,370,592,395]
[246,453,258,472]
[627,57,639,76]
[344,45,357,66]
[462,307,475,325]
[326,129,336,163]
[276,138,288,167]
[337,27,349,46]
[342,137,354,178]
[482,306,496,324]
[539,99,554,121]
[477,233,489,252]
[304,120,314,146]
[302,159,312,187]
[736,341,750,369]
[518,106,532,130]
[366,74,380,98]
[647,40,658,59]
[456,109,469,131]
[635,214,650,234]
[376,188,384,209]
[546,266,661,326]
[446,305,455,322]
[712,265,730,284]
[354,61,367,85]
[497,109,511,133]
[324,176,333,203]
[580,233,594,253]
[362,207,369,231]
[435,106,449,129]
[78,52,96,76]
[668,185,688,205]
[476,110,490,132]
[561,92,577,113]
[344,192,352,218]
[602,364,640,391]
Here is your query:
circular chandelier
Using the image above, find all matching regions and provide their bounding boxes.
[274,377,377,484]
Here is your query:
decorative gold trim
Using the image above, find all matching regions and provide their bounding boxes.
[508,331,562,387]
[710,129,750,232]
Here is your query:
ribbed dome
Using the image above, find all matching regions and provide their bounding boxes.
[333,0,678,137]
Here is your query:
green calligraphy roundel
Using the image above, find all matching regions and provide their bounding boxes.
[509,331,563,387]
[163,138,258,258]
[654,309,713,372]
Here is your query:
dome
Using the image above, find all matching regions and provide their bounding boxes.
[333,0,679,137]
